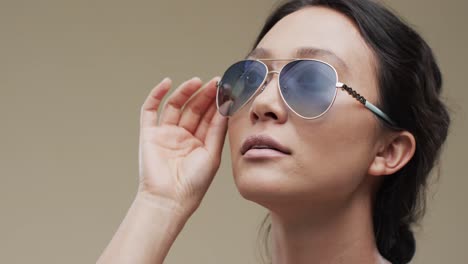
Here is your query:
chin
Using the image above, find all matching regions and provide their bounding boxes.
[232,165,302,209]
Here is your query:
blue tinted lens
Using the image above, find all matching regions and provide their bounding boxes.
[217,60,267,116]
[279,60,337,118]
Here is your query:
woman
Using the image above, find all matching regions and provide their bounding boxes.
[97,0,450,263]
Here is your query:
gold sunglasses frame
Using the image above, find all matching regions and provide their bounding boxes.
[216,58,399,129]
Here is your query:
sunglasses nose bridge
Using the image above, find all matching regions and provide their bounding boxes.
[259,70,280,92]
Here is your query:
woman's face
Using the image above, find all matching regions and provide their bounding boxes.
[228,6,385,211]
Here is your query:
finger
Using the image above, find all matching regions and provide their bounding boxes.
[194,100,218,142]
[178,77,219,134]
[159,77,203,126]
[204,110,228,159]
[140,78,172,128]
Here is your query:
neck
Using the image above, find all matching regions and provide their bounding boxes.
[269,190,386,264]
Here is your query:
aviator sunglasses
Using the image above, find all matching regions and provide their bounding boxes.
[216,59,399,128]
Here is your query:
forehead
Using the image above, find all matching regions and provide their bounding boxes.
[254,6,377,81]
[247,46,349,76]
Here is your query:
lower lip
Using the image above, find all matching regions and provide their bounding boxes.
[243,148,289,159]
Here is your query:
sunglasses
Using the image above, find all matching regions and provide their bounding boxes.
[216,58,398,128]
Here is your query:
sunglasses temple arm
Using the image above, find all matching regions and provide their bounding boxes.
[338,83,400,129]
[364,101,400,128]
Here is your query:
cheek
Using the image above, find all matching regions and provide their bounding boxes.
[227,104,255,159]
[291,100,379,199]
[227,117,242,158]
[227,115,247,174]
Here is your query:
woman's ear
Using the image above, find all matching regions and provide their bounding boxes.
[368,130,416,176]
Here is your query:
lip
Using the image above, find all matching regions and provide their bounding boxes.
[240,134,292,156]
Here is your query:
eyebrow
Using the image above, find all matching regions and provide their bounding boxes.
[245,46,349,73]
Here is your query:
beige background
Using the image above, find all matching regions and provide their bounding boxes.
[1,0,466,263]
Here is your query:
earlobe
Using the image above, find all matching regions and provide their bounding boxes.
[368,131,416,176]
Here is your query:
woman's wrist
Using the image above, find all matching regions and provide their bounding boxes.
[134,190,198,221]
[97,191,193,264]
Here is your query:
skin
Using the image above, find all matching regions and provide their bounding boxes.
[98,6,415,264]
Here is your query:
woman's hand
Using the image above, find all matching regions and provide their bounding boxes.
[97,77,227,264]
[138,76,228,215]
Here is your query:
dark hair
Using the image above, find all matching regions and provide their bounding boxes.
[252,0,450,263]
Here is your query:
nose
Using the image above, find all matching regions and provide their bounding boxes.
[249,72,288,123]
